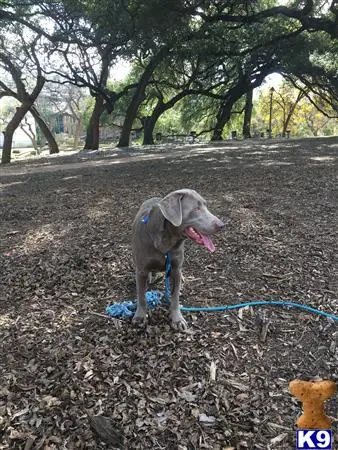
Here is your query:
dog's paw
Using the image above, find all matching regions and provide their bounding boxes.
[172,320,188,332]
[132,316,147,328]
[170,311,188,332]
[132,310,147,328]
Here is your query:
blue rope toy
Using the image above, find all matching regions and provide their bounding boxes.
[106,251,172,318]
[105,214,338,322]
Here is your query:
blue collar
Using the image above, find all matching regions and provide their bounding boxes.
[141,213,150,224]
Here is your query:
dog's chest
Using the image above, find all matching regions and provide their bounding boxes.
[145,256,166,272]
[145,240,184,272]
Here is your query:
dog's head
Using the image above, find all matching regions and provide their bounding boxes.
[158,189,226,252]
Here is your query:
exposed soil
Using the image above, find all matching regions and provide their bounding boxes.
[0,137,337,450]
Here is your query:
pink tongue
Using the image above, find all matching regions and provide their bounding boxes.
[200,233,215,253]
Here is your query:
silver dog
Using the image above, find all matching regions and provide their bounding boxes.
[132,189,225,331]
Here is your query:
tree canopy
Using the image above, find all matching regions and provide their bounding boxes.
[0,0,337,162]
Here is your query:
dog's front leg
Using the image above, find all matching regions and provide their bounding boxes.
[169,268,187,331]
[133,271,148,325]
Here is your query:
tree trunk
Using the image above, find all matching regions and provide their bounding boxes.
[83,45,111,150]
[210,65,276,142]
[30,106,59,154]
[142,102,166,145]
[20,121,39,153]
[118,48,169,148]
[282,91,304,136]
[73,118,82,150]
[1,74,45,164]
[84,96,104,150]
[242,89,253,138]
[1,104,31,164]
[211,82,249,141]
[142,117,155,145]
[211,99,235,141]
[142,90,190,145]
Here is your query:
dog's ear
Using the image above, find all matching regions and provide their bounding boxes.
[159,192,184,227]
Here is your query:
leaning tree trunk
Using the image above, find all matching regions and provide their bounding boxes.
[1,74,45,164]
[118,67,155,147]
[211,98,235,141]
[84,96,105,150]
[211,70,271,142]
[143,102,166,145]
[20,119,39,153]
[118,48,169,148]
[242,89,253,139]
[142,90,189,145]
[1,104,31,164]
[30,106,59,154]
[282,91,304,137]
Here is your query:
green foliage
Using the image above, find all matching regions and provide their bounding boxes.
[0,99,18,130]
[81,96,95,127]
[1,0,337,149]
[154,108,183,135]
[254,80,337,137]
[179,95,218,135]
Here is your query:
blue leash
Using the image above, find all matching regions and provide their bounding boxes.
[105,295,338,321]
[105,251,338,321]
[180,301,338,321]
[164,251,171,301]
[105,213,338,321]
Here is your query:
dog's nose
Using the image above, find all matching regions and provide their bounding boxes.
[214,219,226,232]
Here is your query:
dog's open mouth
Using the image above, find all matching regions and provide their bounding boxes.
[184,227,215,253]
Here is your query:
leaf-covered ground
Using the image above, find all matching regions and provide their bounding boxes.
[0,137,337,450]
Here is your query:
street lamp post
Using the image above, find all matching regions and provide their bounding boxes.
[268,87,275,139]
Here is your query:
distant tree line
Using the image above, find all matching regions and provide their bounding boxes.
[0,0,337,163]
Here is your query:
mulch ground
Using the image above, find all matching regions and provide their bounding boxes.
[0,137,337,450]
